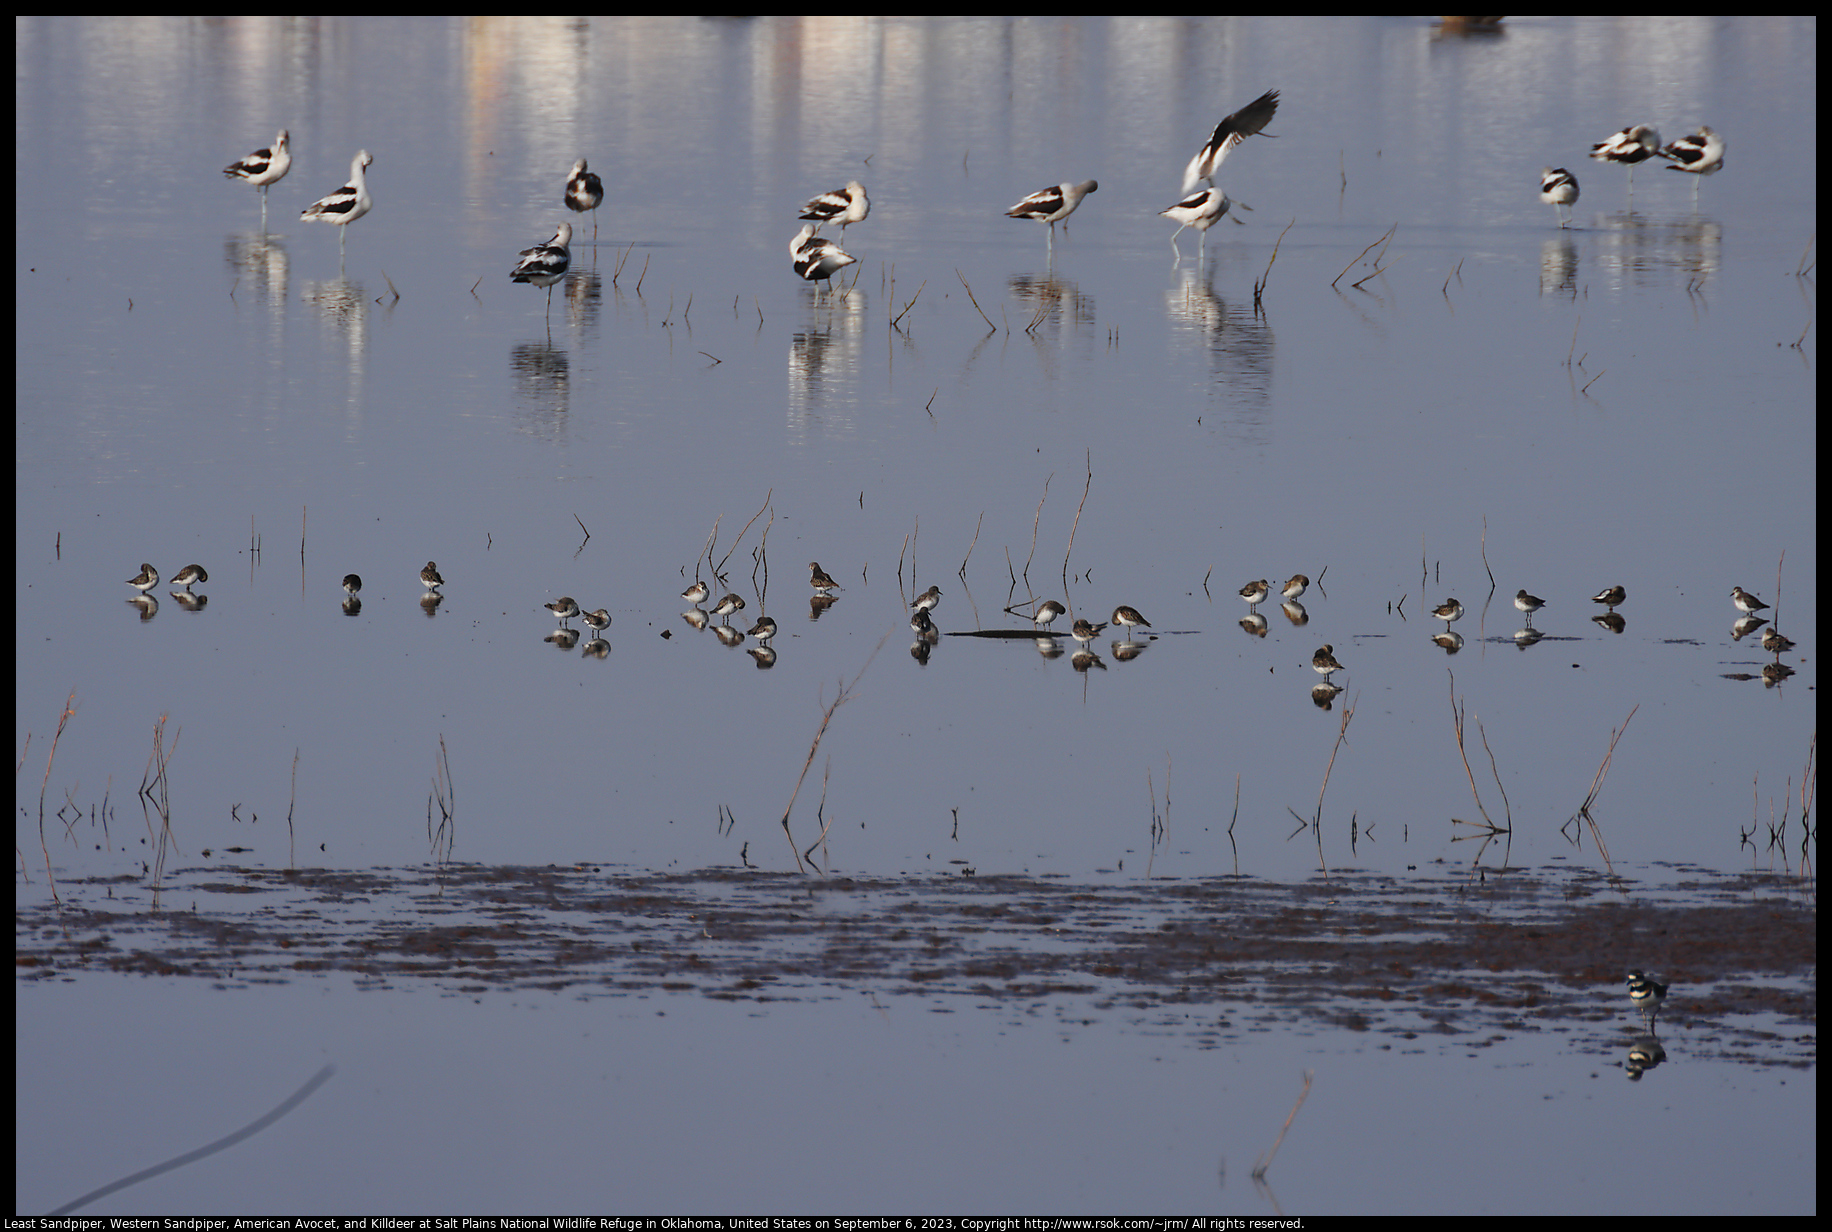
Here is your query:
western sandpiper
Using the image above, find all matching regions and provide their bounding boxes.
[1514,589,1546,622]
[1761,627,1795,655]
[681,580,710,606]
[126,563,160,592]
[1591,585,1626,610]
[1033,599,1067,629]
[1729,586,1769,616]
[748,615,777,642]
[1281,574,1310,601]
[1071,618,1106,645]
[1239,579,1270,608]
[545,596,580,623]
[808,562,840,593]
[913,585,942,613]
[420,562,445,591]
[1431,598,1464,624]
[170,564,208,589]
[1312,644,1345,677]
[712,593,746,622]
[581,608,611,635]
[1110,605,1152,635]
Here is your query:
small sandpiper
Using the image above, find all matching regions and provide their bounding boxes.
[913,585,943,614]
[170,564,208,590]
[1431,598,1464,624]
[1761,627,1794,655]
[420,561,446,591]
[748,615,777,642]
[1110,605,1152,636]
[1312,644,1345,678]
[126,563,160,593]
[712,593,746,622]
[1729,586,1769,617]
[545,596,580,623]
[1071,618,1106,645]
[681,580,710,606]
[1514,589,1547,622]
[1239,579,1270,609]
[1626,970,1668,1031]
[808,562,840,593]
[1281,574,1309,602]
[1591,585,1626,611]
[342,574,363,597]
[581,608,611,635]
[1032,599,1067,629]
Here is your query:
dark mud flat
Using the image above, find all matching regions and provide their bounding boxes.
[17,864,1815,1064]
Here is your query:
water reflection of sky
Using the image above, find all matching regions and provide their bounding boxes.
[15,17,1815,1216]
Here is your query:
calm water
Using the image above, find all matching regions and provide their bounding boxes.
[15,16,1816,1216]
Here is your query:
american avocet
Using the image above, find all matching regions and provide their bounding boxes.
[510,222,573,314]
[223,129,291,226]
[1660,126,1725,200]
[565,158,604,242]
[1589,125,1661,198]
[1160,186,1247,258]
[791,225,857,299]
[1006,180,1098,253]
[1182,88,1280,194]
[300,149,374,258]
[1539,166,1579,228]
[799,180,870,232]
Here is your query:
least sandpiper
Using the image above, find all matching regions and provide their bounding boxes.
[420,561,445,591]
[1312,644,1345,677]
[126,563,160,592]
[1626,970,1668,1031]
[1514,589,1546,622]
[171,564,208,589]
[1033,599,1067,629]
[1071,618,1107,645]
[581,608,611,635]
[681,580,710,606]
[1762,627,1795,655]
[1239,579,1270,608]
[1431,598,1464,624]
[712,593,746,622]
[808,562,840,593]
[342,573,363,596]
[1591,585,1626,610]
[913,585,943,613]
[1729,586,1769,616]
[545,596,580,623]
[1111,605,1152,635]
[748,615,777,642]
[1281,574,1310,601]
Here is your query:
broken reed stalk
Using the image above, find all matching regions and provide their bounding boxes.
[779,641,886,873]
[139,715,180,894]
[34,688,79,900]
[1252,1070,1314,1180]
[714,488,773,576]
[956,270,997,333]
[1481,516,1495,592]
[1063,451,1092,583]
[889,280,925,330]
[1477,721,1512,831]
[1332,225,1396,289]
[1447,673,1496,831]
[959,511,983,581]
[696,514,723,581]
[1314,697,1355,827]
[428,734,455,876]
[1572,704,1636,873]
[1254,219,1295,306]
[801,756,837,870]
[1023,473,1052,583]
[287,748,300,870]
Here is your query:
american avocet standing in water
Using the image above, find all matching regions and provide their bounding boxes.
[510,222,572,315]
[1589,125,1661,198]
[1006,180,1098,254]
[1660,126,1725,200]
[1160,186,1248,259]
[564,158,604,242]
[223,129,291,227]
[1539,166,1579,227]
[300,149,373,259]
[798,180,870,233]
[1182,88,1280,194]
[791,225,857,300]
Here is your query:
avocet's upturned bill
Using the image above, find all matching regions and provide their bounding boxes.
[1182,88,1280,194]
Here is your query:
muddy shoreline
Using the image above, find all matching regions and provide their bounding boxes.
[17,863,1815,1065]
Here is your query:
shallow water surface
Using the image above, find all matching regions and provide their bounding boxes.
[15,15,1817,1216]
